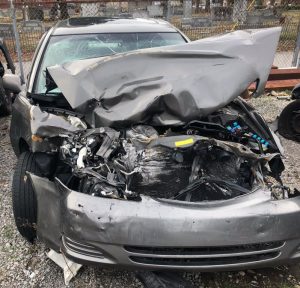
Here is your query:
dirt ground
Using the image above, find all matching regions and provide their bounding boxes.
[0,95,300,288]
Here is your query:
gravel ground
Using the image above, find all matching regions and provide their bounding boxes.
[0,95,300,288]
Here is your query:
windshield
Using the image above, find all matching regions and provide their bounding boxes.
[34,32,186,93]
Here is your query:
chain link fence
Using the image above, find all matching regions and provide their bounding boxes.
[0,0,299,83]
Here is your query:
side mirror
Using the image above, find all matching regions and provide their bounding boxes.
[2,74,22,93]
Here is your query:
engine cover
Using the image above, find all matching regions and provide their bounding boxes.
[127,147,193,198]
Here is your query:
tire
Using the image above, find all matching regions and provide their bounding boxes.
[12,152,42,242]
[278,100,300,142]
[0,78,12,116]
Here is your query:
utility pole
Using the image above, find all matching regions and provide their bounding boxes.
[233,0,247,23]
[166,0,172,21]
[292,22,300,68]
[9,0,25,84]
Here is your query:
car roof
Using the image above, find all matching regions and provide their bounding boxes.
[52,17,180,36]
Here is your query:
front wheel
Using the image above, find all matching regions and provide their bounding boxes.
[12,152,42,242]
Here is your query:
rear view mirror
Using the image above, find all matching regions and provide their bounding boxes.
[2,74,22,93]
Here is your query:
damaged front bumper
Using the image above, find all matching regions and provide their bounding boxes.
[30,173,300,271]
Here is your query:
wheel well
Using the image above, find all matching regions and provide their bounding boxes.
[19,138,30,154]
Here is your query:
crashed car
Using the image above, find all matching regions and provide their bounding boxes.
[10,17,300,271]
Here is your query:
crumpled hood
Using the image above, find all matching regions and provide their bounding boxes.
[47,27,281,128]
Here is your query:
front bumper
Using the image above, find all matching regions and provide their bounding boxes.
[30,174,300,271]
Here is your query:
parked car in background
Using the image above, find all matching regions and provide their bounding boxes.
[278,83,300,142]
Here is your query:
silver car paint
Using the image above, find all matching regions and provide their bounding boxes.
[29,173,300,270]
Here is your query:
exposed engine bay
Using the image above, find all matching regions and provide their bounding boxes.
[26,28,298,203]
[51,98,293,203]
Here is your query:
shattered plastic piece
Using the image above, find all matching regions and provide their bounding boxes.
[47,249,82,286]
[67,115,87,129]
[77,147,87,168]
